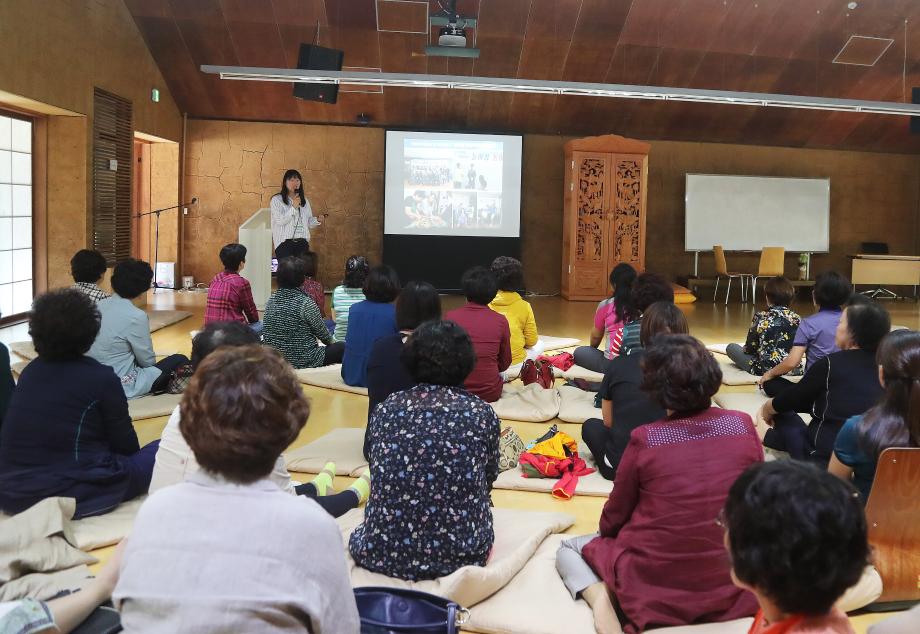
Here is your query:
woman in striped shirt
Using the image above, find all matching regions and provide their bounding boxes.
[332,255,369,342]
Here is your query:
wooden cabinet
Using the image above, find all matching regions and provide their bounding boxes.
[561,135,649,301]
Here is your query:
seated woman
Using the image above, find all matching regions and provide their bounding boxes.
[759,300,890,465]
[724,462,869,634]
[830,329,920,502]
[616,273,675,356]
[366,280,441,421]
[204,243,261,332]
[445,266,511,403]
[150,321,368,517]
[350,320,500,581]
[88,259,189,398]
[341,265,400,387]
[555,334,761,634]
[0,290,159,518]
[332,255,369,342]
[114,346,360,631]
[70,248,109,303]
[581,301,688,481]
[726,276,802,377]
[760,271,852,396]
[263,257,345,369]
[300,251,328,319]
[488,256,543,368]
[573,263,637,373]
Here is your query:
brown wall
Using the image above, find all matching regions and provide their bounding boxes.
[0,0,182,288]
[184,119,920,294]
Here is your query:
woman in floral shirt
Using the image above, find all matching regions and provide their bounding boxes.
[727,277,803,376]
[349,320,501,581]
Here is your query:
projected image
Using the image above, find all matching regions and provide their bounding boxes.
[385,131,522,238]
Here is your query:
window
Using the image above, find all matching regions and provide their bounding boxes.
[0,113,33,318]
[92,88,132,264]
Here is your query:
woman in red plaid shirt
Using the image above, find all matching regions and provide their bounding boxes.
[204,244,262,334]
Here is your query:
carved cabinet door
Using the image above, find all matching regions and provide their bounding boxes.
[607,154,647,274]
[569,152,612,298]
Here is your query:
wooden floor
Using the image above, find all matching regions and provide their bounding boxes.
[5,289,918,632]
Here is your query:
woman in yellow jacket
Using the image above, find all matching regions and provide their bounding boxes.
[488,256,544,371]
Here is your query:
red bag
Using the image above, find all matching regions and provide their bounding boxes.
[519,452,596,500]
[520,359,554,389]
[537,351,575,372]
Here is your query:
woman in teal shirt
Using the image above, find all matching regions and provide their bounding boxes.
[830,329,920,503]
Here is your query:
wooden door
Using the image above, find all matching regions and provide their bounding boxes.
[567,151,611,299]
[607,154,647,274]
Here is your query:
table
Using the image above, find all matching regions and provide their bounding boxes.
[850,254,920,299]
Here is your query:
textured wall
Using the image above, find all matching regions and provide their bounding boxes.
[0,0,182,288]
[184,120,920,294]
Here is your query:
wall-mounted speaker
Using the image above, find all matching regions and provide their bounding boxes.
[293,44,344,104]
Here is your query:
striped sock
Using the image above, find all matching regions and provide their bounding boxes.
[308,462,336,496]
[348,468,371,505]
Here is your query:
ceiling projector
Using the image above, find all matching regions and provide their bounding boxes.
[438,23,467,47]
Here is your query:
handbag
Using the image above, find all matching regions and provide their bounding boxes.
[498,426,525,472]
[166,363,195,394]
[520,359,554,389]
[354,587,470,634]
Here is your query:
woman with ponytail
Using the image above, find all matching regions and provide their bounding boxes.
[573,263,638,374]
[830,329,920,502]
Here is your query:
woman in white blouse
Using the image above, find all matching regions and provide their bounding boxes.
[270,169,319,260]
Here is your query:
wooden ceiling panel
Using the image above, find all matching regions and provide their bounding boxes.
[125,0,920,152]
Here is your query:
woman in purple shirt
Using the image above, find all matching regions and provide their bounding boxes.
[760,271,852,397]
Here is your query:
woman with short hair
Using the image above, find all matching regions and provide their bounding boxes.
[0,290,159,518]
[341,265,400,387]
[114,345,360,632]
[88,258,189,398]
[263,257,344,368]
[556,334,761,633]
[331,255,369,342]
[350,320,500,581]
[70,248,109,302]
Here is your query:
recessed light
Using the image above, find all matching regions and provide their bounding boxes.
[848,2,858,9]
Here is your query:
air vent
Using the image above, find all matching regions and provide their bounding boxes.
[832,35,894,66]
[376,0,428,34]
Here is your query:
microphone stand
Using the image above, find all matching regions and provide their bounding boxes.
[135,199,196,292]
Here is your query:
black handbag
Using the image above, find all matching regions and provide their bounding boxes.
[354,587,470,634]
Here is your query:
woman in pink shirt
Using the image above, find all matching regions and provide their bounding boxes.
[573,263,637,374]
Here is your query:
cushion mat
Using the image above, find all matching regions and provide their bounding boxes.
[557,385,601,423]
[296,365,369,396]
[538,336,581,352]
[492,444,613,498]
[128,393,182,421]
[490,384,561,422]
[70,497,145,551]
[338,506,574,608]
[285,428,369,477]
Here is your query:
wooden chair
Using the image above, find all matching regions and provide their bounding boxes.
[865,447,920,609]
[713,245,748,304]
[751,247,785,304]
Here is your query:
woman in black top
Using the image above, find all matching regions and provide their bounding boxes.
[364,281,441,459]
[759,300,890,465]
[581,301,689,480]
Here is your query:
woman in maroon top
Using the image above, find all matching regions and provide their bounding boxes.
[444,266,511,403]
[556,334,761,634]
[298,251,327,318]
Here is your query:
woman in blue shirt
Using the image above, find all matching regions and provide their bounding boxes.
[0,290,159,518]
[830,329,920,503]
[341,265,400,387]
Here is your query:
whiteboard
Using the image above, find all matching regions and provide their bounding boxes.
[685,174,830,252]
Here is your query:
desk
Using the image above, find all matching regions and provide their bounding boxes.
[850,254,920,299]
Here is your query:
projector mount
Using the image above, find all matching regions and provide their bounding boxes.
[428,0,479,58]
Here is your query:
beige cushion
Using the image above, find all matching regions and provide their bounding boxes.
[706,343,730,356]
[0,497,96,584]
[129,393,183,421]
[147,309,193,332]
[285,428,369,476]
[539,336,581,352]
[70,497,145,550]
[338,507,574,608]
[557,385,601,423]
[10,360,28,377]
[553,365,605,382]
[490,384,561,422]
[647,620,753,633]
[0,565,93,602]
[8,341,36,361]
[492,443,613,498]
[296,365,369,396]
[837,565,883,613]
[464,533,596,634]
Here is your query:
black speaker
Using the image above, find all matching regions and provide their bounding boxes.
[911,87,920,133]
[294,44,344,104]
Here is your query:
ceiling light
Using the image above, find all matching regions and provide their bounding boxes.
[199,66,920,117]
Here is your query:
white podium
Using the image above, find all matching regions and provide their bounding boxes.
[239,208,273,309]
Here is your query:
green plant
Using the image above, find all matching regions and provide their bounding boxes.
[798,253,809,266]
